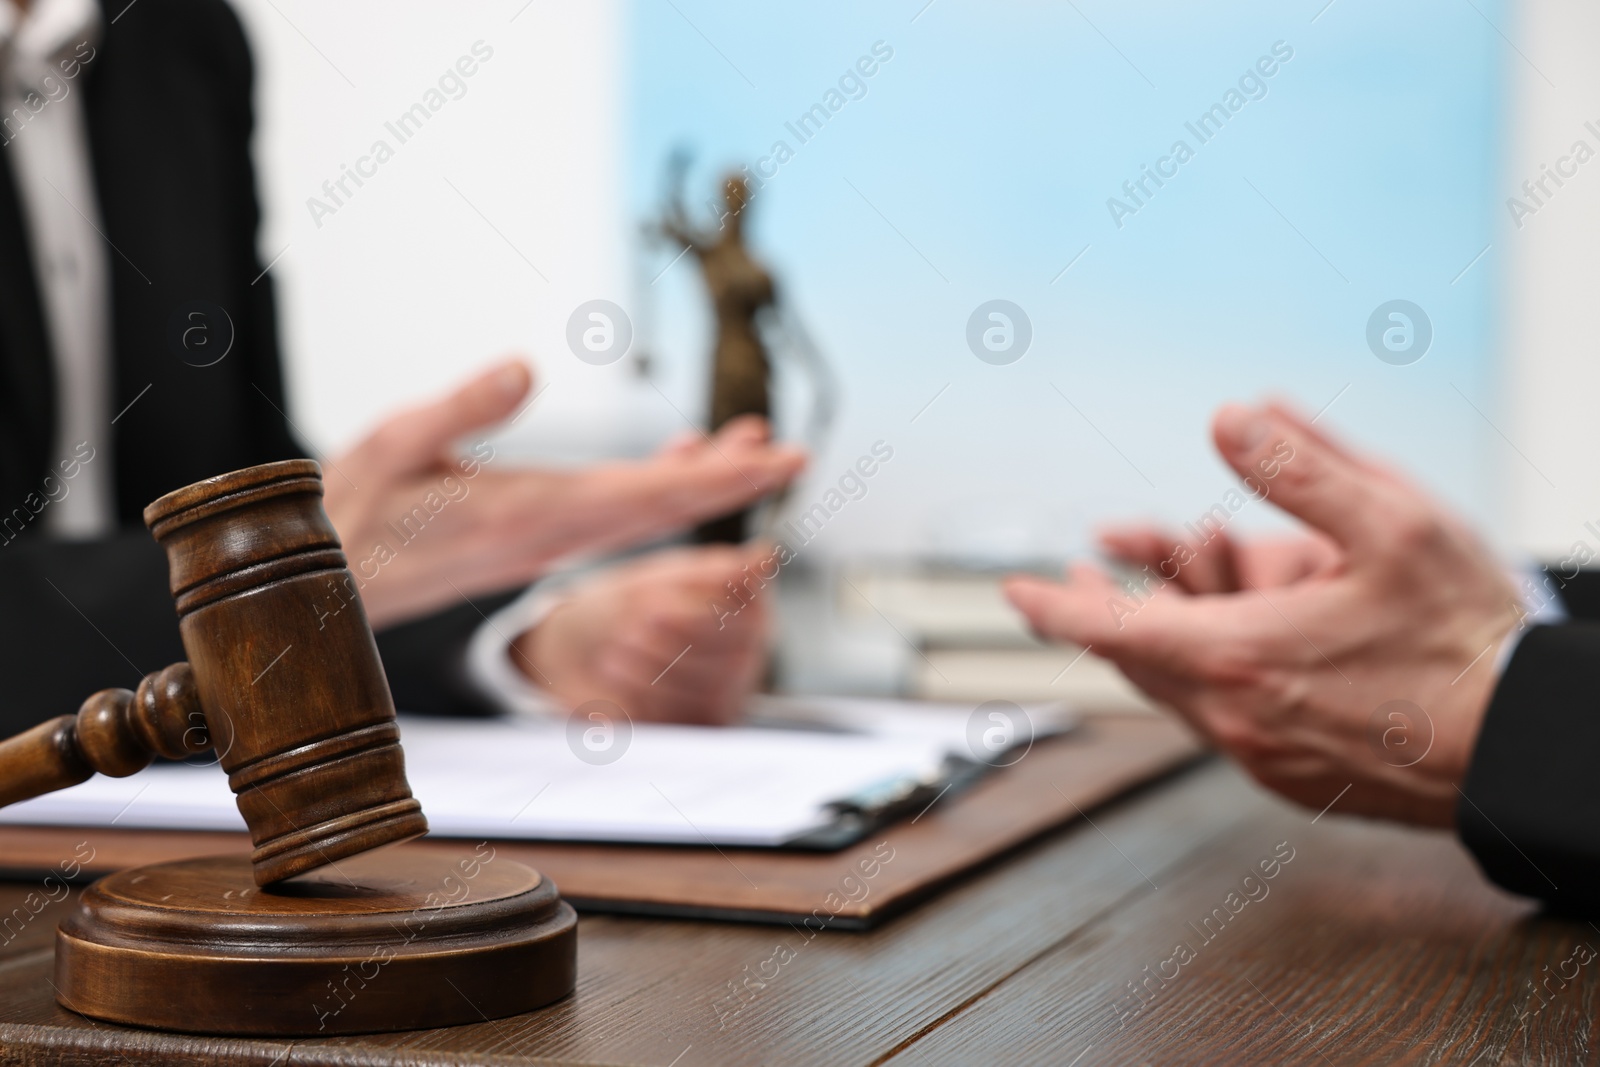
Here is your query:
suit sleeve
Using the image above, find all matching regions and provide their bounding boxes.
[1546,567,1600,623]
[374,590,521,718]
[1458,622,1600,914]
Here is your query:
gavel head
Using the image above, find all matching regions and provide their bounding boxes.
[143,460,427,885]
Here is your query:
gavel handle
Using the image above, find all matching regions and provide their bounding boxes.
[0,663,208,810]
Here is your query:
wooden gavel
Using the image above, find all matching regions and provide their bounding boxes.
[0,459,426,884]
[0,460,576,1035]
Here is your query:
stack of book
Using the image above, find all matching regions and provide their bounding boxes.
[826,561,1158,713]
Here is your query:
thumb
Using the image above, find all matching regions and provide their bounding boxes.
[1211,403,1390,558]
[353,360,531,474]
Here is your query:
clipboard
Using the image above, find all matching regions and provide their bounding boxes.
[0,715,1203,928]
[0,697,1079,852]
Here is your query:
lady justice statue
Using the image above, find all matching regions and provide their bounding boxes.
[652,160,837,544]
[658,172,776,542]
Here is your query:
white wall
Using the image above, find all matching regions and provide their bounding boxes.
[1501,0,1600,557]
[229,0,667,462]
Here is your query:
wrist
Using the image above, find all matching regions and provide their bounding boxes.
[510,605,589,703]
[511,619,555,690]
[1413,618,1518,824]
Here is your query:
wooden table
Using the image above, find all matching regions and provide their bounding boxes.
[0,757,1583,1066]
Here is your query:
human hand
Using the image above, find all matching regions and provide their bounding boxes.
[1004,401,1523,827]
[512,544,774,725]
[1096,524,1343,595]
[322,361,805,630]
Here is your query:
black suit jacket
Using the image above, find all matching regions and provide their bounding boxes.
[0,0,509,732]
[1460,570,1600,913]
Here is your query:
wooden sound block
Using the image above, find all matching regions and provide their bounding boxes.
[52,846,577,1036]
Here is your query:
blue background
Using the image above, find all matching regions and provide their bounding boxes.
[625,0,1506,560]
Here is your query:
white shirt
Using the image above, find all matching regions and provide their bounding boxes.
[0,0,113,537]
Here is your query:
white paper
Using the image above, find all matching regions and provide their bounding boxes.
[0,697,1071,847]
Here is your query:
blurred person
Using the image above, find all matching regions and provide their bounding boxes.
[1004,400,1600,913]
[0,0,801,732]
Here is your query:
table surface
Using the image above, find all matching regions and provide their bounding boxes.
[0,757,1585,1067]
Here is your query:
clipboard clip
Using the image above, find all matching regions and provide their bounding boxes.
[785,756,985,850]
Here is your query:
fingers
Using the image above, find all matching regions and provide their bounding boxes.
[665,439,806,496]
[585,438,806,539]
[1262,399,1384,477]
[1097,525,1241,595]
[656,416,776,465]
[1211,403,1395,558]
[615,544,776,651]
[407,359,531,461]
[527,544,771,725]
[633,541,777,591]
[1003,564,1141,651]
[1236,534,1343,587]
[1181,528,1241,594]
[554,420,804,562]
[1098,522,1345,597]
[707,426,807,495]
[590,563,768,725]
[690,416,804,497]
[350,360,531,475]
[598,643,754,724]
[655,430,702,458]
[451,445,804,590]
[1004,562,1280,681]
[1095,527,1171,573]
[712,414,773,446]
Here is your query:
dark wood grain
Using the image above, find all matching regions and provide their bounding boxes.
[0,760,1257,1065]
[0,760,1586,1065]
[880,792,1565,1066]
[0,826,248,881]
